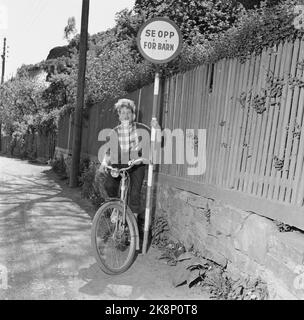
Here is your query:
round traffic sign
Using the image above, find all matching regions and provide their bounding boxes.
[137,17,182,64]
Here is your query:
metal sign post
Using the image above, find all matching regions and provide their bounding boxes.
[137,17,182,254]
[142,64,160,254]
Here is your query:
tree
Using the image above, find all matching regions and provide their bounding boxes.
[64,17,77,41]
[134,0,245,44]
[0,72,50,135]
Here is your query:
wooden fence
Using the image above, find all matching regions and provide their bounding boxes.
[57,83,157,158]
[1,132,56,161]
[57,38,304,230]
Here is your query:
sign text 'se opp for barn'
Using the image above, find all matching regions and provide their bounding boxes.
[137,17,182,64]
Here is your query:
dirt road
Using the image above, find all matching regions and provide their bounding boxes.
[0,156,208,300]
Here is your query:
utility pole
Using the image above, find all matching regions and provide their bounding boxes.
[1,37,6,84]
[69,0,90,187]
[0,37,6,152]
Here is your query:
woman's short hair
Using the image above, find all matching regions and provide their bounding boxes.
[114,99,136,114]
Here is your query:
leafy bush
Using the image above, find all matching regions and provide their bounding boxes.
[161,244,269,300]
[151,216,171,247]
[79,161,106,208]
[134,0,244,44]
[177,0,304,71]
[51,154,67,175]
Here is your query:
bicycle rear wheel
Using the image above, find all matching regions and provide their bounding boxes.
[91,201,136,275]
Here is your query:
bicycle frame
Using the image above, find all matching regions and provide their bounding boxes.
[120,171,140,250]
[102,158,146,252]
[113,171,128,235]
[103,172,140,251]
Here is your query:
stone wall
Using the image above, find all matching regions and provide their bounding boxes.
[154,183,304,300]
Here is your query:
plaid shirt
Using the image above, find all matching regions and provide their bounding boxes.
[116,122,139,154]
[103,122,148,166]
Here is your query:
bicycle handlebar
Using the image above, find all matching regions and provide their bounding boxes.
[104,157,148,174]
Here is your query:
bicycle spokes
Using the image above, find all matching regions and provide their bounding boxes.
[110,208,119,224]
[93,204,135,273]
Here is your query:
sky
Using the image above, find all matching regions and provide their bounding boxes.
[0,0,135,80]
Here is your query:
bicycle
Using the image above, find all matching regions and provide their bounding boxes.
[91,157,147,275]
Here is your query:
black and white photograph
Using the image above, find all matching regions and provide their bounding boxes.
[1,0,304,306]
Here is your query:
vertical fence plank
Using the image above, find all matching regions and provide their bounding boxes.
[254,46,278,196]
[222,58,244,188]
[187,68,200,179]
[167,76,177,174]
[225,60,248,189]
[258,42,284,199]
[259,42,290,198]
[172,73,187,176]
[215,58,232,185]
[212,59,230,185]
[235,53,257,190]
[241,52,262,193]
[228,58,250,189]
[209,59,225,185]
[185,69,196,178]
[217,58,237,186]
[159,78,170,175]
[167,76,176,129]
[269,39,299,200]
[178,71,190,178]
[194,65,208,183]
[238,53,261,191]
[206,61,222,184]
[167,74,178,176]
[199,64,212,184]
[221,58,241,188]
[216,59,231,185]
[244,48,271,194]
[168,75,177,176]
[188,67,199,181]
[203,64,213,183]
[177,71,188,178]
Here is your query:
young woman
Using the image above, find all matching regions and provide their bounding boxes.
[100,98,159,221]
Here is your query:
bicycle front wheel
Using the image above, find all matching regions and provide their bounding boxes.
[91,201,137,275]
